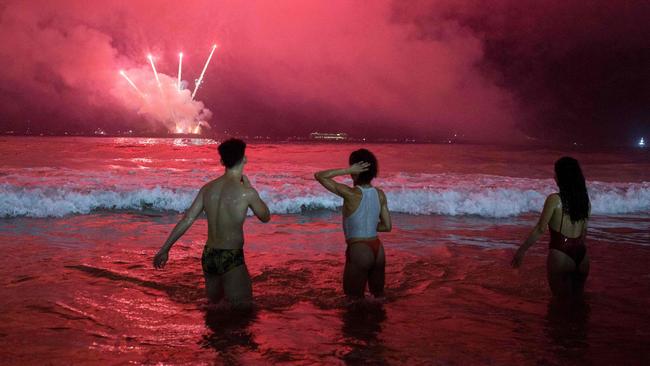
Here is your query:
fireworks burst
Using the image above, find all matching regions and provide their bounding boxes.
[118,44,218,134]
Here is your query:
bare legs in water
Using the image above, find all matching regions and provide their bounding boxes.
[344,242,386,299]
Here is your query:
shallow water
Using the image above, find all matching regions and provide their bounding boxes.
[1,212,649,364]
[1,137,649,364]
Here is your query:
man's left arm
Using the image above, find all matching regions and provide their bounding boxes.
[243,175,271,223]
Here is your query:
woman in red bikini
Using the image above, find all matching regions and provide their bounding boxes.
[512,157,591,297]
[315,149,392,300]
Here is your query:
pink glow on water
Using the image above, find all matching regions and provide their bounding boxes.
[1,212,649,364]
[0,137,649,363]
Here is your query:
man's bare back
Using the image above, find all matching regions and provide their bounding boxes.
[203,174,270,249]
[153,139,270,307]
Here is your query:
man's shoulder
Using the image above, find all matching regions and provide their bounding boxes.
[197,179,222,199]
[202,176,225,188]
[241,186,260,199]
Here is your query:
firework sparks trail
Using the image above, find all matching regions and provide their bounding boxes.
[118,70,144,97]
[191,44,217,99]
[147,54,177,125]
[147,54,161,87]
[177,52,183,91]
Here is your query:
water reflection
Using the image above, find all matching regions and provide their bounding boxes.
[544,297,591,363]
[340,302,387,365]
[201,307,259,365]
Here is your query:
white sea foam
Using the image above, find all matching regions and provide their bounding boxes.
[0,185,196,218]
[1,174,648,218]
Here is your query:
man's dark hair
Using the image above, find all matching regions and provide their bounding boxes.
[218,139,246,168]
[349,148,378,185]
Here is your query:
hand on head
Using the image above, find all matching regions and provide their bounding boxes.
[349,161,371,174]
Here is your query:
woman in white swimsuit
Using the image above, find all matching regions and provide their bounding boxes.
[315,149,392,299]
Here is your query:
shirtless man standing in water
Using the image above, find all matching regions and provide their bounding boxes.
[153,139,270,307]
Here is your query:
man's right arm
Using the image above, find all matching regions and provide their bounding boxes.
[153,187,205,269]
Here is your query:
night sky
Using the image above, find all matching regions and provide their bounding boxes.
[0,0,648,143]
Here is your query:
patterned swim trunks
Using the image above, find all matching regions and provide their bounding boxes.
[201,246,245,276]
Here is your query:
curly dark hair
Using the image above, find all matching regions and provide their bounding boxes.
[554,156,590,222]
[349,148,378,185]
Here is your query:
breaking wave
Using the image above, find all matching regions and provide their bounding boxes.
[1,174,648,218]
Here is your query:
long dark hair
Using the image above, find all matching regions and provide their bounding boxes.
[554,157,590,222]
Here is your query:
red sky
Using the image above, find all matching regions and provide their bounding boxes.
[0,0,647,142]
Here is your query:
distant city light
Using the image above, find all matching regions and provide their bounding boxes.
[639,137,646,148]
[309,132,348,141]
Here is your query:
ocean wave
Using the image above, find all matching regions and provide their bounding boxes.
[0,185,195,218]
[1,179,648,218]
